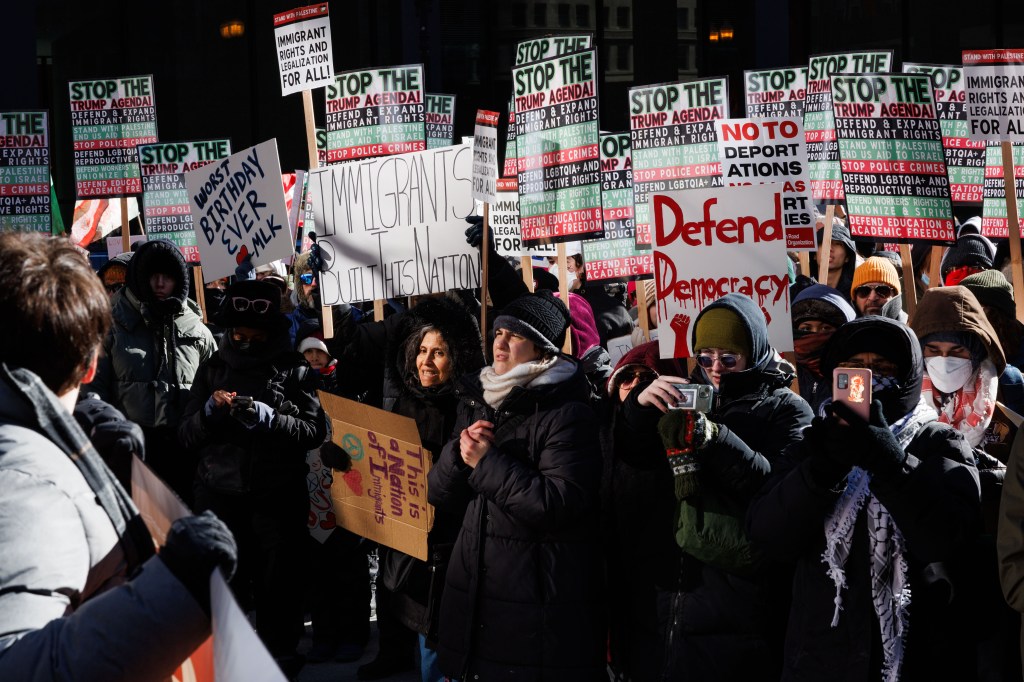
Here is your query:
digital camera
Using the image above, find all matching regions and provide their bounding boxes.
[670,383,714,412]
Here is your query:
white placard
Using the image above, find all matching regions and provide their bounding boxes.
[472,110,500,203]
[273,4,335,96]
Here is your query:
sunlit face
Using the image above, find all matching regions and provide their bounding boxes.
[304,348,331,369]
[853,281,896,316]
[149,272,176,300]
[696,347,747,389]
[416,331,452,387]
[828,243,847,269]
[493,328,543,376]
[923,340,971,360]
[797,320,837,334]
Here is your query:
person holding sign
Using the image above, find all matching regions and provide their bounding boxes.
[748,316,981,682]
[428,291,605,681]
[0,233,237,681]
[811,217,859,303]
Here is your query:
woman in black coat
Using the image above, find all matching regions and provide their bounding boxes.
[428,291,605,681]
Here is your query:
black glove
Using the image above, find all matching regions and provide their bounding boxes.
[829,400,907,478]
[307,233,327,273]
[159,511,237,614]
[464,214,494,250]
[320,440,352,472]
[800,416,855,490]
[74,396,144,490]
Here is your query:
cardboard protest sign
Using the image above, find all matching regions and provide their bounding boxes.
[0,111,51,232]
[184,139,292,282]
[69,76,158,197]
[831,74,955,243]
[320,392,433,561]
[652,184,793,358]
[903,64,986,205]
[804,52,893,202]
[715,117,815,249]
[308,143,481,303]
[629,77,730,248]
[982,143,1024,238]
[307,449,337,544]
[513,49,602,245]
[325,65,426,163]
[106,235,146,258]
[744,67,808,119]
[138,140,231,263]
[425,94,456,149]
[963,49,1024,141]
[473,110,500,203]
[273,3,334,96]
[490,177,558,258]
[583,132,652,281]
[515,34,592,65]
[503,97,518,178]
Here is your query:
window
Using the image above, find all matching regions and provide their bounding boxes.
[602,5,610,28]
[678,43,689,69]
[617,43,631,70]
[677,7,689,29]
[558,3,570,27]
[617,6,630,28]
[576,4,590,26]
[534,3,546,25]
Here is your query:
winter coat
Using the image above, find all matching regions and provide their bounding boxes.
[178,333,327,494]
[91,240,216,430]
[0,371,208,681]
[618,294,813,680]
[792,285,856,413]
[578,283,634,347]
[428,360,605,681]
[747,317,982,682]
[999,428,1024,673]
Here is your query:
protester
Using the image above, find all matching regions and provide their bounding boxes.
[791,284,857,412]
[428,290,605,680]
[179,279,327,678]
[298,331,339,393]
[962,269,1024,369]
[850,256,901,317]
[617,293,812,680]
[811,218,858,302]
[748,316,982,681]
[556,291,612,394]
[96,250,132,298]
[0,232,237,681]
[999,430,1024,676]
[941,230,995,287]
[90,239,216,505]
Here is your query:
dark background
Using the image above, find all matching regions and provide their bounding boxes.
[3,0,1022,222]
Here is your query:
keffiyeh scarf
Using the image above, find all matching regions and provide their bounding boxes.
[921,357,997,449]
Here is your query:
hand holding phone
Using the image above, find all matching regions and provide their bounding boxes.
[832,368,871,425]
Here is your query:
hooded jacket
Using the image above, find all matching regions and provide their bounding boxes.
[792,285,856,412]
[748,317,982,681]
[428,360,605,681]
[91,240,216,431]
[813,222,858,303]
[617,294,814,681]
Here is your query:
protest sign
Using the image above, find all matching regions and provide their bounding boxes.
[309,143,481,303]
[307,449,337,544]
[715,117,815,249]
[583,132,652,281]
[106,235,146,258]
[473,109,500,203]
[69,75,158,197]
[425,94,456,149]
[69,197,140,247]
[273,3,334,96]
[503,96,518,178]
[184,139,292,282]
[903,63,986,204]
[963,49,1024,141]
[830,74,955,244]
[744,67,808,119]
[490,177,558,258]
[321,392,433,561]
[325,64,426,163]
[982,143,1024,237]
[629,77,730,247]
[804,52,893,202]
[0,111,51,232]
[513,49,602,245]
[651,184,793,359]
[515,34,592,65]
[138,140,231,263]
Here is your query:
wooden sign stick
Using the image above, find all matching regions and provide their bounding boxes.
[899,243,918,319]
[557,242,572,354]
[817,204,836,284]
[480,203,491,356]
[928,245,944,288]
[635,278,651,344]
[797,252,810,278]
[520,255,534,290]
[120,196,131,253]
[193,265,208,323]
[303,88,333,339]
[1002,141,1024,321]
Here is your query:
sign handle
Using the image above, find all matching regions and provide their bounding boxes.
[481,203,491,357]
[817,204,835,284]
[636,278,651,344]
[303,89,333,340]
[797,252,810,279]
[194,265,208,324]
[120,196,131,254]
[928,245,944,289]
[899,243,918,319]
[557,242,572,354]
[374,299,384,321]
[520,255,534,291]
[1002,141,1024,321]
[783,351,800,393]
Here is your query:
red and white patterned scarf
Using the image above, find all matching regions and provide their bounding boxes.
[921,358,997,448]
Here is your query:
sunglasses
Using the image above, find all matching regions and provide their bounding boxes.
[619,368,656,384]
[697,353,741,369]
[299,273,315,285]
[853,284,895,299]
[230,296,273,313]
[104,282,124,294]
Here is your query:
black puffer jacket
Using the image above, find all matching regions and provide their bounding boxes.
[428,360,605,681]
[618,294,813,681]
[747,317,982,681]
[178,333,327,493]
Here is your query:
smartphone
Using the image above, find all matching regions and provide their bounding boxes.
[232,395,254,409]
[832,368,871,423]
[669,383,714,413]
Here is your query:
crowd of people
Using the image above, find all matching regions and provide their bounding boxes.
[3,210,1024,682]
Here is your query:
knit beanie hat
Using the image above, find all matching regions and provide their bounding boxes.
[494,290,571,355]
[940,233,995,282]
[693,307,752,357]
[851,256,901,297]
[961,269,1015,318]
[298,332,330,356]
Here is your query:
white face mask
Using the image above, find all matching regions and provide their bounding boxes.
[925,356,975,393]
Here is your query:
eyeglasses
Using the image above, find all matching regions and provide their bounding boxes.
[853,284,896,299]
[299,273,315,285]
[230,296,273,313]
[837,360,899,376]
[104,283,124,294]
[619,368,656,384]
[697,353,741,369]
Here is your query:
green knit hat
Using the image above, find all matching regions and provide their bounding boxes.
[694,308,752,357]
[961,269,1015,318]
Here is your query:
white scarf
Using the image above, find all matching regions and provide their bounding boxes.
[822,397,937,682]
[921,357,998,448]
[479,355,576,409]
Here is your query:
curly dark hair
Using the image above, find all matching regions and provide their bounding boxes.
[401,324,458,389]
